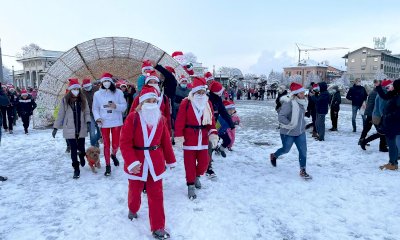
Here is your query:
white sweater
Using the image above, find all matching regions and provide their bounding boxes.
[92,88,127,128]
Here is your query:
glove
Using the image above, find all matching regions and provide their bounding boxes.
[87,122,91,133]
[52,128,58,138]
[209,134,219,149]
[174,136,184,148]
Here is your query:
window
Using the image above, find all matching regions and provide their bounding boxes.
[362,49,367,54]
[362,58,366,63]
[351,59,355,63]
[374,57,378,62]
[373,66,378,70]
[361,66,366,70]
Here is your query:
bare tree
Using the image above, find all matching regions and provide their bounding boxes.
[21,43,42,56]
[184,52,198,64]
[2,66,13,84]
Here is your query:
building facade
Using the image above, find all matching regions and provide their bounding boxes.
[343,47,400,80]
[15,49,63,88]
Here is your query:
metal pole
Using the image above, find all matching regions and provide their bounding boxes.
[0,38,4,83]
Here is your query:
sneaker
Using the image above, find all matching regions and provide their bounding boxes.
[9,130,13,134]
[128,211,138,220]
[188,185,197,200]
[104,165,111,176]
[152,229,170,239]
[65,146,71,153]
[270,153,277,167]
[300,168,312,179]
[379,163,398,170]
[219,146,227,158]
[195,177,201,189]
[0,176,8,181]
[206,168,216,178]
[111,154,120,166]
[73,169,80,179]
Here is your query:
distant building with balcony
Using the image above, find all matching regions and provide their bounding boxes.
[15,49,63,88]
[343,47,400,81]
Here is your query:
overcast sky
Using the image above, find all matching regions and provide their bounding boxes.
[1,0,400,74]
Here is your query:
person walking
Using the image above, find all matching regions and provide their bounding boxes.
[53,79,91,179]
[270,82,312,179]
[329,85,341,131]
[312,82,330,141]
[1,85,15,134]
[92,72,127,176]
[17,89,37,134]
[346,78,368,132]
[81,78,101,147]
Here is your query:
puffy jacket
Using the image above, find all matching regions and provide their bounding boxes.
[330,90,341,112]
[364,88,378,116]
[0,88,10,107]
[346,84,368,107]
[92,88,127,128]
[17,96,37,116]
[155,64,177,101]
[312,82,330,114]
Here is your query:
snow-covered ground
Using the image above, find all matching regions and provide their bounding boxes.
[0,100,399,240]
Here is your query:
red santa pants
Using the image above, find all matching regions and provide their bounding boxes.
[184,149,210,184]
[101,126,122,165]
[128,175,165,231]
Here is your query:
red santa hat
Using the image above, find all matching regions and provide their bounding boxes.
[178,75,189,84]
[223,100,235,109]
[172,51,184,59]
[290,82,305,94]
[21,89,28,96]
[312,83,320,91]
[204,72,214,82]
[139,85,159,103]
[144,70,160,84]
[100,72,113,83]
[209,81,225,96]
[142,60,154,74]
[381,79,393,87]
[165,66,175,74]
[6,84,14,90]
[190,77,207,93]
[116,80,128,88]
[82,78,92,88]
[68,78,81,90]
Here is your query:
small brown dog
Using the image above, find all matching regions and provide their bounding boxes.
[86,146,101,173]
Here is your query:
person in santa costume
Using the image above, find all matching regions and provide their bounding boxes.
[174,77,219,200]
[120,86,176,239]
[81,78,101,147]
[53,79,91,179]
[270,82,312,179]
[137,60,154,92]
[204,72,214,85]
[171,51,194,76]
[92,72,127,176]
[130,70,172,135]
[206,79,235,177]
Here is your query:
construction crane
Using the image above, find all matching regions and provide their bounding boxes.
[296,43,348,63]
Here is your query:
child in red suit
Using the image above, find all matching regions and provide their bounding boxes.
[120,86,176,239]
[174,77,219,200]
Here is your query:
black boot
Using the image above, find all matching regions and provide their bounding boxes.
[79,151,86,167]
[111,154,120,166]
[24,128,28,134]
[72,162,80,179]
[0,176,8,181]
[270,153,277,167]
[65,146,71,153]
[104,165,111,176]
[360,139,367,150]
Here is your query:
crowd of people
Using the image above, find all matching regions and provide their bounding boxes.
[1,57,400,238]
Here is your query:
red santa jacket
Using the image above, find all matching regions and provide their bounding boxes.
[130,94,172,135]
[120,111,176,182]
[174,98,217,150]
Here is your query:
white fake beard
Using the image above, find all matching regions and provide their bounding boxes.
[192,95,208,112]
[141,107,161,127]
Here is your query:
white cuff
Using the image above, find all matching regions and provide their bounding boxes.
[166,162,177,168]
[128,161,140,172]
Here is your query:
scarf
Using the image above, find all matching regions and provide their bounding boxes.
[280,97,308,130]
[188,92,213,125]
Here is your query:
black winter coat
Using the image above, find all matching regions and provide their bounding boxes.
[275,90,288,111]
[17,96,37,116]
[209,92,235,129]
[381,93,400,138]
[155,64,177,101]
[0,88,10,107]
[312,82,330,114]
[364,88,378,116]
[346,85,368,107]
[330,91,341,112]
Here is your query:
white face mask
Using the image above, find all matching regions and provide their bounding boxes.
[84,86,93,91]
[141,102,161,127]
[71,89,80,96]
[148,83,160,93]
[103,81,111,89]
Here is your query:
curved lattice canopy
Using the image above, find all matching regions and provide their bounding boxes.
[33,37,188,128]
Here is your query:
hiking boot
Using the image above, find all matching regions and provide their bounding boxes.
[219,146,227,158]
[111,154,120,166]
[73,169,80,179]
[379,163,398,171]
[206,168,216,178]
[270,153,277,167]
[65,146,71,153]
[104,165,111,176]
[188,185,197,200]
[195,177,201,189]
[128,211,138,220]
[300,168,312,179]
[0,176,8,181]
[152,229,170,239]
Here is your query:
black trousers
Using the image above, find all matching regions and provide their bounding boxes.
[1,106,14,131]
[21,114,30,130]
[66,138,85,169]
[330,109,339,129]
[219,132,231,148]
[360,115,373,140]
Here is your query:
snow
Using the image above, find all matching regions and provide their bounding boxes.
[1,100,399,240]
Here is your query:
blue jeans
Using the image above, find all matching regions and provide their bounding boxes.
[387,136,399,166]
[352,105,366,131]
[89,116,101,147]
[0,111,2,143]
[274,132,307,169]
[316,114,326,140]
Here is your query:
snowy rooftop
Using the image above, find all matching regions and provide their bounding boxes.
[17,49,64,61]
[286,59,329,68]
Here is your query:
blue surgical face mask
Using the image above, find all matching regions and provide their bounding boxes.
[180,84,187,88]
